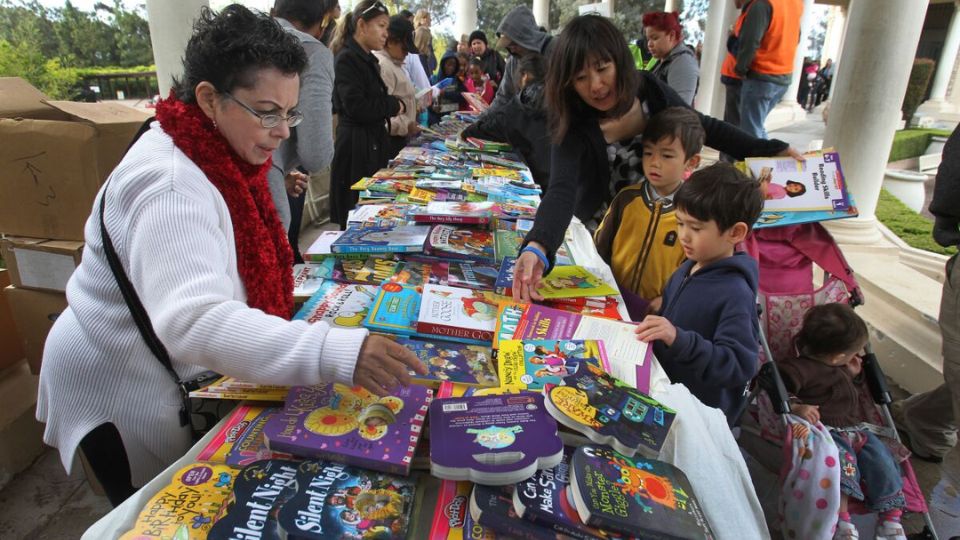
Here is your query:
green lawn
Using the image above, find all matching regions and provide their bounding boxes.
[875,189,956,256]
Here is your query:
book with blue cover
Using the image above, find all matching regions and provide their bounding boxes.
[330,224,431,254]
[294,282,379,330]
[363,283,422,337]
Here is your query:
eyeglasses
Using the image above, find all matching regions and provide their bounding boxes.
[360,1,387,16]
[221,91,303,129]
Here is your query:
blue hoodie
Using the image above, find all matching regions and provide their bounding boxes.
[654,252,760,425]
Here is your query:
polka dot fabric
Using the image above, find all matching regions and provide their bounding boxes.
[779,416,842,540]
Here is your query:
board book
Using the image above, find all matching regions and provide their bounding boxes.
[120,462,237,540]
[428,480,474,539]
[417,284,499,345]
[293,282,379,330]
[569,445,714,539]
[744,151,850,212]
[330,224,431,254]
[197,403,267,463]
[277,459,417,540]
[429,393,564,485]
[391,337,499,388]
[426,224,496,262]
[497,339,609,391]
[469,485,560,540]
[207,459,299,540]
[263,384,431,475]
[543,362,675,458]
[223,407,294,467]
[536,266,618,299]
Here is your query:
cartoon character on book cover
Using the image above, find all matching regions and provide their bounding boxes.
[449,228,494,258]
[402,339,499,386]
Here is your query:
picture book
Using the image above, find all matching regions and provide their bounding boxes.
[492,202,538,221]
[462,92,490,113]
[493,301,527,349]
[536,266,617,299]
[446,260,500,291]
[570,446,714,539]
[428,480,474,539]
[389,257,448,287]
[469,485,559,540]
[416,179,463,190]
[188,381,288,402]
[277,460,417,540]
[495,257,516,296]
[426,224,496,262]
[347,203,415,225]
[364,283,422,337]
[413,201,496,224]
[333,255,401,286]
[293,261,335,301]
[224,407,295,467]
[497,340,609,391]
[429,393,564,485]
[417,284,500,345]
[119,462,237,540]
[744,151,850,212]
[304,230,345,261]
[754,193,859,229]
[293,282,379,330]
[408,186,439,204]
[513,449,627,540]
[207,459,299,540]
[331,224,431,254]
[262,384,432,475]
[544,363,675,458]
[493,230,523,263]
[471,167,522,180]
[391,337,500,388]
[479,153,526,170]
[197,404,268,463]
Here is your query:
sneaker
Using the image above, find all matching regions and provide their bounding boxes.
[890,401,945,464]
[833,520,859,540]
[875,520,907,540]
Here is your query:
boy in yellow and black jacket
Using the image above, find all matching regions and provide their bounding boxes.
[594,107,704,314]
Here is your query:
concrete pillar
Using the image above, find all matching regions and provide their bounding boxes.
[533,0,549,30]
[454,0,477,44]
[917,1,960,116]
[822,0,926,244]
[821,5,845,66]
[696,0,738,118]
[146,0,208,97]
[663,0,678,12]
[783,0,815,106]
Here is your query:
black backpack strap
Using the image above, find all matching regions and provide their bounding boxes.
[98,185,191,427]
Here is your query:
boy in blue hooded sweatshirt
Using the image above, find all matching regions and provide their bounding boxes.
[635,162,763,426]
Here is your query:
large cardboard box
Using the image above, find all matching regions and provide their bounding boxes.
[1,236,83,293]
[0,77,150,241]
[5,285,68,375]
[0,271,26,372]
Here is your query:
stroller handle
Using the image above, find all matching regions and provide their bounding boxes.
[862,343,893,406]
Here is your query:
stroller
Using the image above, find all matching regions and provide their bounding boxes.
[741,222,937,539]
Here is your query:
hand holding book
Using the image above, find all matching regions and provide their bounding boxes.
[354,334,428,396]
[512,242,547,303]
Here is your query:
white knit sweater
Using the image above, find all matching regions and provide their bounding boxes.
[36,124,367,485]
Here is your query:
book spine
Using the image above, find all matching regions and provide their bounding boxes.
[332,244,405,254]
[525,513,602,540]
[416,322,493,344]
[187,390,286,401]
[415,215,489,225]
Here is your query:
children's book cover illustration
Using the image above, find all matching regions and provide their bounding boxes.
[426,224,496,261]
[393,337,499,388]
[294,282,379,330]
[293,261,335,300]
[744,151,850,212]
[417,284,499,344]
[331,224,431,254]
[413,201,495,224]
[207,459,300,540]
[469,485,561,540]
[446,260,500,291]
[334,256,401,286]
[497,339,609,391]
[427,480,473,539]
[363,283,422,337]
[536,266,617,299]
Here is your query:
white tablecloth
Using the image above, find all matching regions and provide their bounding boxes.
[84,220,770,539]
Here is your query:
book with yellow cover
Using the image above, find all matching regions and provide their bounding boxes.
[536,266,617,300]
[497,339,608,391]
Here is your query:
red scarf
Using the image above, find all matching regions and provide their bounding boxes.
[155,94,294,319]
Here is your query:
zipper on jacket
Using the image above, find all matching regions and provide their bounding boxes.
[630,199,662,293]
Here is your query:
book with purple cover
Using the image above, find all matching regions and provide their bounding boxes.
[262,384,432,475]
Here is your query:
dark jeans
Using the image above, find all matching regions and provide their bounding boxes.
[287,191,305,265]
[79,423,137,507]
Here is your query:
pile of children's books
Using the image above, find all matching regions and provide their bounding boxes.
[126,121,715,539]
[737,150,858,228]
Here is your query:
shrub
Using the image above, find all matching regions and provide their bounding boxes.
[876,189,956,256]
[902,58,935,122]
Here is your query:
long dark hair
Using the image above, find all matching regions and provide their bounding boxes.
[545,15,639,144]
[172,4,306,104]
[330,0,389,55]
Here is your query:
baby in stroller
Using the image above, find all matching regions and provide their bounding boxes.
[778,303,907,540]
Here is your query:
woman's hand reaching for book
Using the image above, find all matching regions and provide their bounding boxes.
[513,242,546,303]
[354,335,428,396]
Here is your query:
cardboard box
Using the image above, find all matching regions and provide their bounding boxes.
[0,77,150,241]
[1,236,83,293]
[0,271,26,372]
[5,285,68,375]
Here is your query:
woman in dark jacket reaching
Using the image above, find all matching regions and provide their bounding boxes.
[511,15,801,303]
[329,0,402,229]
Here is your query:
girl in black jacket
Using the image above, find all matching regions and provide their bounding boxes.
[329,0,402,229]
[511,15,800,303]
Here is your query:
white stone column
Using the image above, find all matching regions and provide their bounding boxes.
[784,0,815,106]
[696,0,737,118]
[146,0,208,97]
[822,0,926,244]
[821,5,845,66]
[663,0,678,12]
[533,0,550,30]
[917,1,960,117]
[454,0,477,44]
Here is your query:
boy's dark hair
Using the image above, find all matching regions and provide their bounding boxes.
[468,56,484,69]
[675,163,763,232]
[173,4,307,104]
[796,303,869,359]
[643,106,704,159]
[545,15,639,144]
[518,53,546,84]
[400,9,414,19]
[274,0,338,27]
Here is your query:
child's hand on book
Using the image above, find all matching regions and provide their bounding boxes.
[354,335,428,396]
[634,315,676,346]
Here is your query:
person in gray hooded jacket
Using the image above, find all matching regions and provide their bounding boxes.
[643,11,699,105]
[487,6,554,114]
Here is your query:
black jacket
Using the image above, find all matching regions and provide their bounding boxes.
[330,37,401,225]
[461,83,549,188]
[524,70,790,267]
[477,48,506,83]
[930,125,960,247]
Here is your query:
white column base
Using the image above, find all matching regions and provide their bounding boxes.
[915,98,958,116]
[822,215,883,245]
[763,100,808,132]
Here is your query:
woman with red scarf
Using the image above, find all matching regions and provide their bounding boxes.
[35,4,425,507]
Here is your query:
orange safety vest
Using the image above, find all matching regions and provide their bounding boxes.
[721,0,803,79]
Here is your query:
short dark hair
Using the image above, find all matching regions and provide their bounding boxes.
[643,107,704,159]
[172,4,307,104]
[274,0,338,27]
[545,15,639,144]
[675,163,763,232]
[400,9,413,19]
[796,303,869,359]
[469,30,487,45]
[518,53,545,84]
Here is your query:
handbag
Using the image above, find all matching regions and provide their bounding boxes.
[98,185,231,442]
